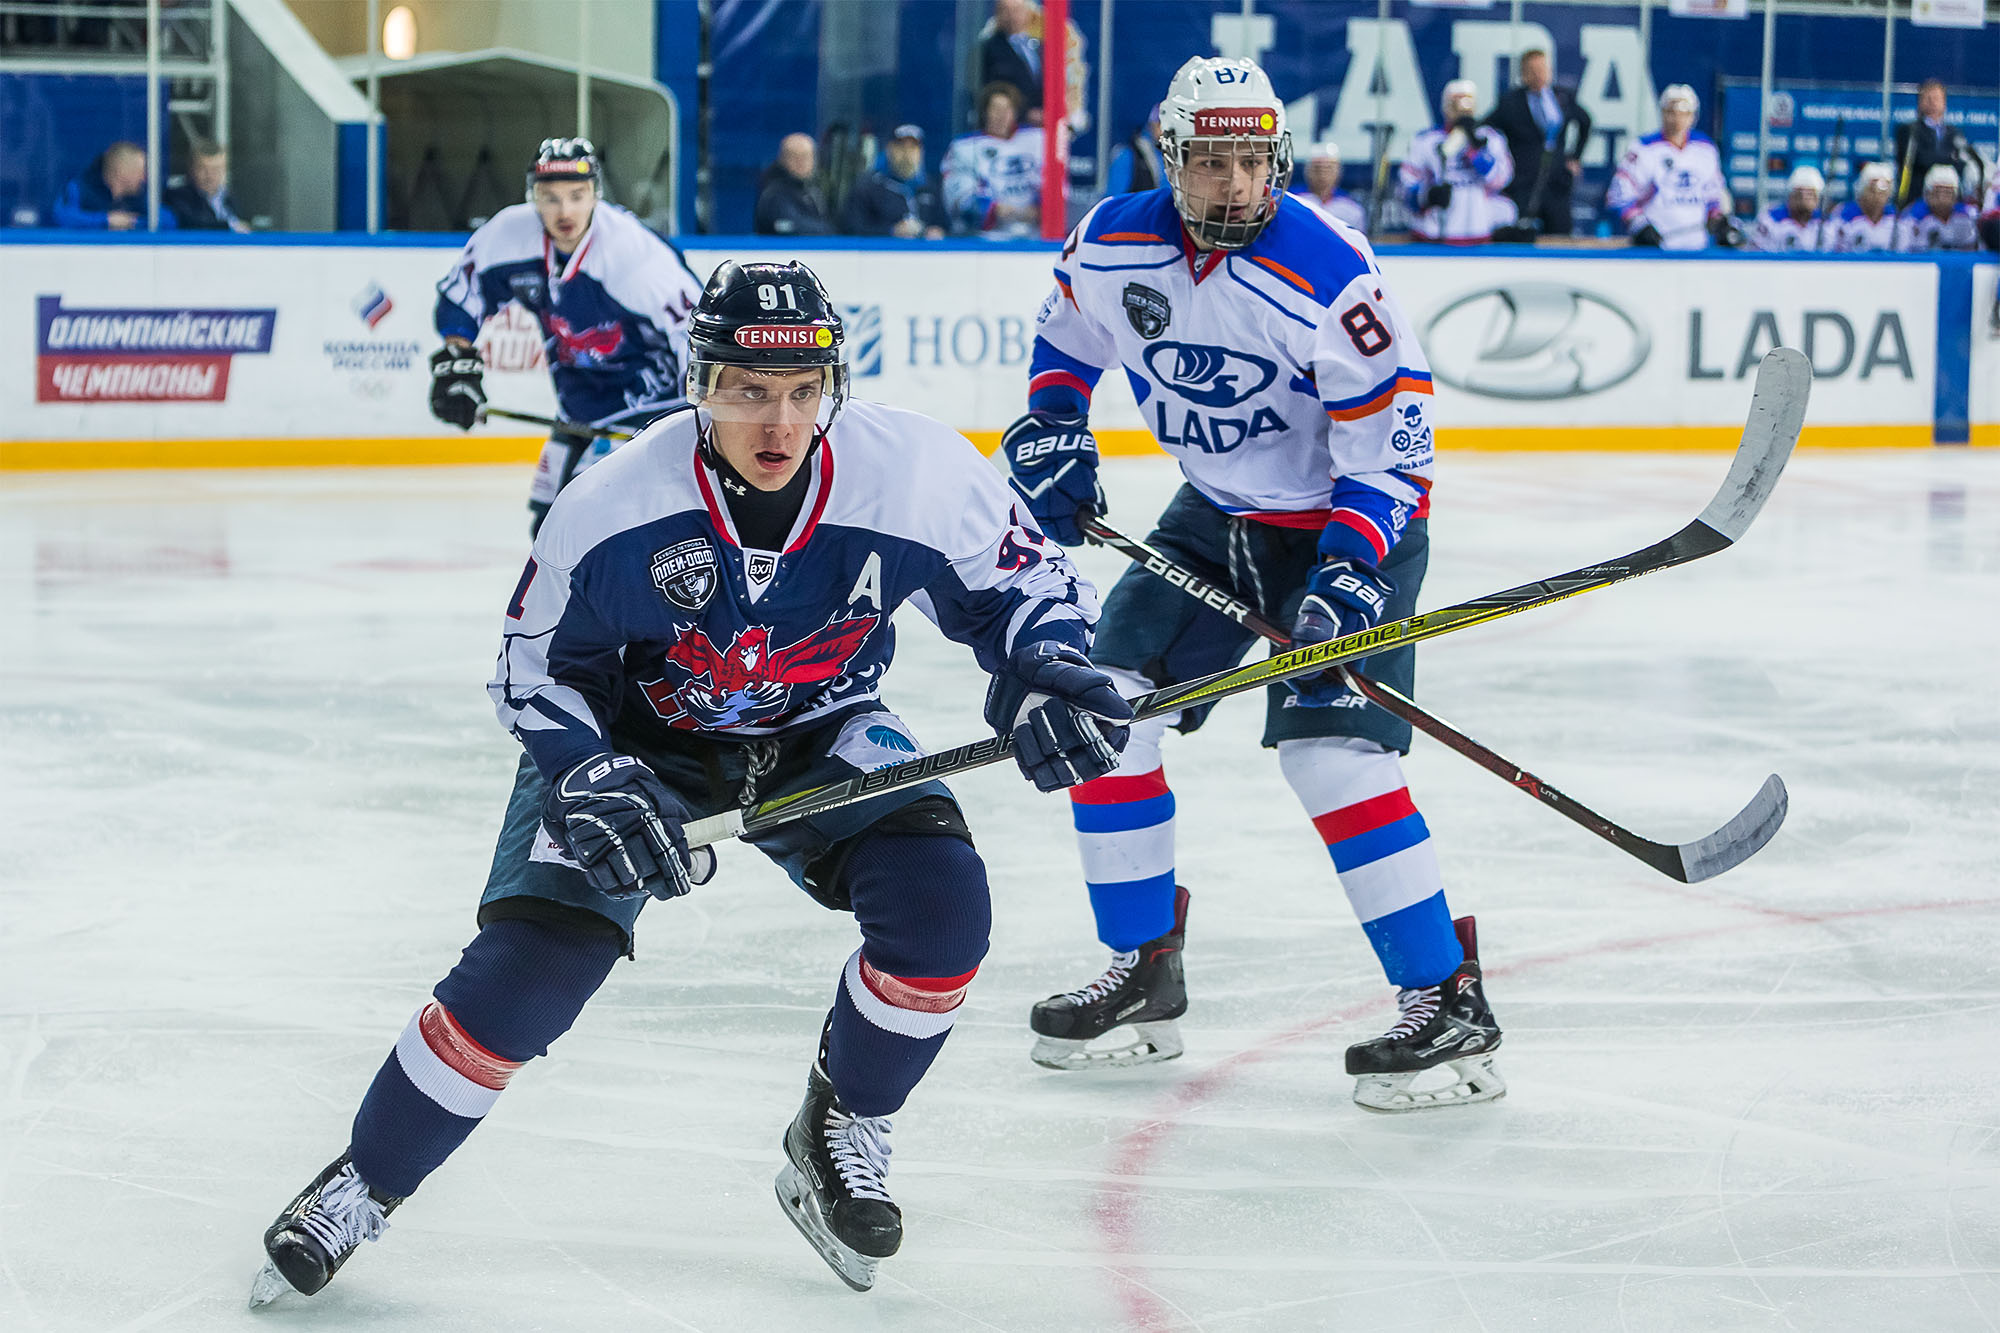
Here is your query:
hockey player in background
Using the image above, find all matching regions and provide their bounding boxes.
[1895,164,1980,251]
[252,261,1130,1300]
[1005,56,1504,1113]
[1830,162,1898,252]
[1296,139,1368,233]
[942,81,1046,237]
[429,138,706,533]
[1750,166,1827,251]
[1399,80,1515,244]
[1609,85,1737,250]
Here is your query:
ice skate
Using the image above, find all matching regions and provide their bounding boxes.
[1030,886,1189,1070]
[774,1061,900,1291]
[249,1151,402,1307]
[1346,915,1505,1113]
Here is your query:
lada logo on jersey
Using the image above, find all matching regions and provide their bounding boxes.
[1143,341,1277,407]
[651,538,718,611]
[639,614,880,729]
[1423,283,1650,400]
[547,314,625,367]
[1123,283,1171,338]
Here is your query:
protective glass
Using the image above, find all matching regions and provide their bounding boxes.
[1164,135,1292,250]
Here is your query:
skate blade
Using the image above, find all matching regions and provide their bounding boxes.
[248,1259,293,1309]
[774,1162,879,1292]
[1030,1020,1184,1071]
[1353,1054,1506,1114]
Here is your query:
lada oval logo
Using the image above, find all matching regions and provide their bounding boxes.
[1423,282,1650,400]
[1141,341,1278,408]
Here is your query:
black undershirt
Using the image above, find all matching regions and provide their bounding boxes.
[711,446,811,551]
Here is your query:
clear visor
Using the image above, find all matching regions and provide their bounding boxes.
[1164,134,1290,250]
[687,362,846,429]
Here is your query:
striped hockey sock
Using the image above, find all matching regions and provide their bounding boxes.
[826,949,977,1117]
[1279,738,1463,989]
[1069,762,1179,952]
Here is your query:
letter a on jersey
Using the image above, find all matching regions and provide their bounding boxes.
[847,552,883,609]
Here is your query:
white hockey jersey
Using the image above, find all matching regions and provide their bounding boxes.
[1828,201,1897,253]
[1606,132,1727,250]
[1026,188,1434,567]
[1398,125,1516,243]
[1750,205,1826,252]
[1895,202,1979,252]
[493,399,1098,777]
[940,130,1046,236]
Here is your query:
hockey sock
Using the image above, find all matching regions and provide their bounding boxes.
[1278,737,1463,989]
[1069,710,1177,952]
[827,830,990,1117]
[348,918,621,1198]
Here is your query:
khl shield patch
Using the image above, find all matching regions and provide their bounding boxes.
[1123,282,1171,339]
[651,538,718,611]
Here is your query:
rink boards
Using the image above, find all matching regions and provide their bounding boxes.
[0,232,1992,468]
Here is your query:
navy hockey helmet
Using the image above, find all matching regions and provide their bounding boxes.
[685,259,849,433]
[526,137,602,200]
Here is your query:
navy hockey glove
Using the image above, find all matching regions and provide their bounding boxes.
[1287,558,1396,708]
[541,752,716,900]
[1003,410,1103,547]
[1423,183,1454,211]
[428,346,486,431]
[985,642,1134,792]
[1629,223,1664,248]
[1707,211,1745,249]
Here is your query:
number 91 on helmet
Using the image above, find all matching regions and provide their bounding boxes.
[684,259,850,431]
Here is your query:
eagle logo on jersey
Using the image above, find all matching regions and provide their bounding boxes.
[547,314,626,367]
[1123,283,1171,338]
[1142,342,1278,408]
[651,538,718,611]
[640,614,881,730]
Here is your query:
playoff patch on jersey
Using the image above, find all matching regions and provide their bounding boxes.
[1123,283,1171,339]
[652,538,718,611]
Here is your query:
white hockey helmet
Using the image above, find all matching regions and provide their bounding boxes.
[1856,161,1894,193]
[1442,79,1478,117]
[1924,163,1960,193]
[1660,84,1699,116]
[1157,56,1294,250]
[1786,165,1825,195]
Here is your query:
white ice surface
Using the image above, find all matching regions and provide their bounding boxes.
[2,450,1997,1332]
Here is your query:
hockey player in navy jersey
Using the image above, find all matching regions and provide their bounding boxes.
[1005,56,1503,1113]
[253,260,1131,1300]
[430,138,706,532]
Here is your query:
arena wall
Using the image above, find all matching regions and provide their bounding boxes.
[0,233,1990,469]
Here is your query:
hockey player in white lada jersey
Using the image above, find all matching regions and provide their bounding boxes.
[1608,85,1735,250]
[1830,162,1898,252]
[1004,55,1503,1113]
[1750,166,1827,252]
[430,138,706,532]
[251,261,1132,1303]
[1400,80,1516,243]
[1896,164,1980,251]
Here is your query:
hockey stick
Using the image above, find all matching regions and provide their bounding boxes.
[680,348,1809,855]
[1079,516,1786,883]
[481,406,638,441]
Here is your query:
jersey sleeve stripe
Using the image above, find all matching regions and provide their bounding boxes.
[1327,508,1392,561]
[1097,231,1171,243]
[1250,255,1315,296]
[1029,369,1095,400]
[1323,370,1434,421]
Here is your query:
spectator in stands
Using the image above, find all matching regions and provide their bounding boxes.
[1893,80,1974,209]
[1482,48,1591,238]
[163,139,248,232]
[1829,161,1898,252]
[1895,164,1979,251]
[1295,140,1367,232]
[841,124,947,239]
[942,82,1043,237]
[1750,166,1826,252]
[980,0,1045,125]
[753,133,833,236]
[51,141,171,230]
[1104,104,1164,196]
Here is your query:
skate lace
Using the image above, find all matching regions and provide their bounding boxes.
[1383,984,1442,1041]
[1063,950,1139,1005]
[296,1164,389,1257]
[824,1107,894,1205]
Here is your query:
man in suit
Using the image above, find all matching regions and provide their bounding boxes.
[163,139,248,232]
[979,0,1044,125]
[1893,80,1975,209]
[1482,49,1591,237]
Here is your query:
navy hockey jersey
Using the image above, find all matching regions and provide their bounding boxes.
[435,202,705,424]
[491,401,1099,780]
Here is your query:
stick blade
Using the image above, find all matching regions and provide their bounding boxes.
[1675,773,1788,883]
[1695,348,1810,543]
